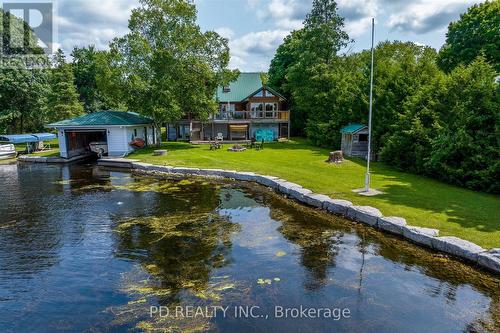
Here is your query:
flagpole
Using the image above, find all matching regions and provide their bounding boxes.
[365,18,375,192]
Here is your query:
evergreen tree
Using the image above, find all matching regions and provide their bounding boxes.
[426,58,500,192]
[275,0,350,136]
[47,49,84,122]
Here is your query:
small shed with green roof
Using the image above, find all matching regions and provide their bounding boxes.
[340,123,369,158]
[47,111,155,158]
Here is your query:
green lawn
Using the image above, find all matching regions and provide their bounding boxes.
[130,138,500,249]
[15,139,60,157]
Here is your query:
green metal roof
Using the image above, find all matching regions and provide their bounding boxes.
[340,123,367,134]
[216,73,263,102]
[48,111,153,127]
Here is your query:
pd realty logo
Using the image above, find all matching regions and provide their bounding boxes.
[1,0,56,67]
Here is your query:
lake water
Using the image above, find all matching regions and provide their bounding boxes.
[0,163,498,332]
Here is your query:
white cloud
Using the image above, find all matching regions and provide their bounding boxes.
[385,0,481,34]
[337,0,377,38]
[228,29,289,70]
[46,0,484,70]
[252,0,311,30]
[55,0,138,53]
[214,27,235,39]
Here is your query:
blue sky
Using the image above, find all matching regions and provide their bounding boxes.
[6,0,485,71]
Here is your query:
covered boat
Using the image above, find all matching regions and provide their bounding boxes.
[0,144,16,160]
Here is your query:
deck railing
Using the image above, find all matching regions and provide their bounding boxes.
[211,111,289,121]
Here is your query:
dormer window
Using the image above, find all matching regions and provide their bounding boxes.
[223,86,231,93]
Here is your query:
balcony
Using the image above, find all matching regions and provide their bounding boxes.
[211,111,290,121]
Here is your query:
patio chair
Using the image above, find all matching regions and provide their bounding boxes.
[255,139,264,151]
[216,133,224,142]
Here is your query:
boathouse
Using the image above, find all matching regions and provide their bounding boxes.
[48,111,155,158]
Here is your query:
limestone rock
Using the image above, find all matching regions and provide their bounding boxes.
[199,169,226,177]
[378,217,407,235]
[175,167,200,175]
[277,181,303,195]
[346,206,383,226]
[288,187,313,202]
[402,226,439,248]
[233,172,258,182]
[324,200,353,215]
[431,236,485,263]
[478,250,500,274]
[302,193,331,208]
[219,170,239,179]
[256,175,280,188]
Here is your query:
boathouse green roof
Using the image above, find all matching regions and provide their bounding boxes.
[48,111,153,127]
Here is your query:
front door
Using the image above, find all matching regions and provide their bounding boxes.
[179,124,191,141]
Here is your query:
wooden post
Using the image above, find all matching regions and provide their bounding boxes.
[288,112,291,139]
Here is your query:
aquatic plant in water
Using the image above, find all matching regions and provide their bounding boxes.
[110,210,245,331]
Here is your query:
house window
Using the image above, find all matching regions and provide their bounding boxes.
[265,103,277,111]
[265,103,277,118]
[358,134,368,142]
[254,90,264,97]
[251,103,263,112]
[134,129,137,137]
[265,90,275,97]
[223,86,231,93]
[221,104,235,112]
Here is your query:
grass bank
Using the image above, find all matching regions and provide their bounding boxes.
[131,139,498,248]
[14,139,60,157]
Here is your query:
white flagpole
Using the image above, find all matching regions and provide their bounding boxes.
[365,18,375,192]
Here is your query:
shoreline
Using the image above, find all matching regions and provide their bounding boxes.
[96,158,500,275]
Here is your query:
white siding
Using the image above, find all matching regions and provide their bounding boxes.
[107,127,129,156]
[57,129,68,158]
[55,125,154,158]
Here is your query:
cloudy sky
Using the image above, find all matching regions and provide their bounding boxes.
[14,0,485,71]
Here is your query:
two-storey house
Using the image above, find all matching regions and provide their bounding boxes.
[167,73,290,142]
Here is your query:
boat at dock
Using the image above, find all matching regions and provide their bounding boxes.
[0,144,16,160]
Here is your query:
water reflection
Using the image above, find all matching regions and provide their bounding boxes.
[0,163,498,333]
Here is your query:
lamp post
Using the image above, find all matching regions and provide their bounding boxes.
[365,18,375,192]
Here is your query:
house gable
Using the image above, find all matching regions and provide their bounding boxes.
[242,86,286,101]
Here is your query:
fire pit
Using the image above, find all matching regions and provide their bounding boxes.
[228,144,247,152]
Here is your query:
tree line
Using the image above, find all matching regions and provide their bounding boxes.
[0,0,238,141]
[0,0,498,193]
[268,0,499,193]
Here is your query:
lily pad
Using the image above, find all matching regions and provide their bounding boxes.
[275,251,287,257]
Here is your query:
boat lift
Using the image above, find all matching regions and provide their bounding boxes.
[0,133,57,154]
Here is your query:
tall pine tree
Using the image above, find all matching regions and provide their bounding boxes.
[47,49,83,122]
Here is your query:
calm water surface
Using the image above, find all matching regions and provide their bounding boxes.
[0,163,498,333]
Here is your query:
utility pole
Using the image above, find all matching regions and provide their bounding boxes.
[365,18,375,193]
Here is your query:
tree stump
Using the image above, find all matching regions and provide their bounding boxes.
[327,151,343,164]
[153,150,168,156]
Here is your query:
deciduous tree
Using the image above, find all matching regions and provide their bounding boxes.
[101,0,237,144]
[438,0,500,72]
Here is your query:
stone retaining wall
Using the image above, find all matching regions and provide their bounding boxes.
[100,159,500,275]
